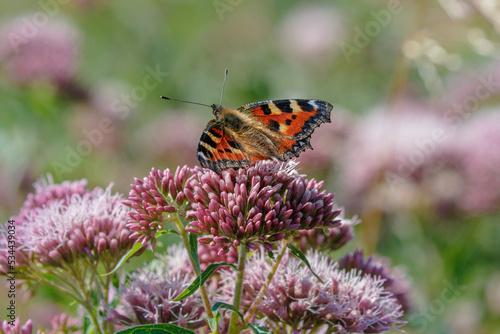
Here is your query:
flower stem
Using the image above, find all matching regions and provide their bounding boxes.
[172,214,214,318]
[244,241,287,323]
[229,243,248,334]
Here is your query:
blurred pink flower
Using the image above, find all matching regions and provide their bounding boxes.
[39,314,81,334]
[340,101,447,212]
[442,110,500,214]
[0,17,80,86]
[67,82,130,153]
[277,4,346,62]
[0,317,33,334]
[138,111,204,167]
[297,109,354,173]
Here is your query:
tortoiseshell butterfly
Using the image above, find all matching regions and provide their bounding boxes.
[162,70,332,174]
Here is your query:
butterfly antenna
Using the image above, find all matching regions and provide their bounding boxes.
[160,96,212,108]
[218,68,228,107]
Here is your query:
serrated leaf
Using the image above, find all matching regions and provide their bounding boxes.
[102,241,144,276]
[246,323,272,334]
[173,262,236,301]
[286,244,324,284]
[114,323,196,334]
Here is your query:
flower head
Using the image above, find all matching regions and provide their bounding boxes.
[339,249,412,313]
[110,252,205,329]
[0,17,80,85]
[185,160,341,251]
[0,317,33,334]
[1,175,90,274]
[267,252,404,332]
[14,175,89,223]
[197,243,238,272]
[17,184,135,268]
[293,211,359,253]
[442,111,500,214]
[223,250,405,332]
[123,166,192,249]
[341,102,446,212]
[43,314,81,334]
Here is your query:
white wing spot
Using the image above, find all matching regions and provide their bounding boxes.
[308,100,319,109]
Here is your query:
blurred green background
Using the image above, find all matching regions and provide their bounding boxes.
[1,0,500,333]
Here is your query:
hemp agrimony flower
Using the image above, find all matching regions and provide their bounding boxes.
[185,160,341,251]
[109,248,205,329]
[122,166,192,249]
[229,250,406,333]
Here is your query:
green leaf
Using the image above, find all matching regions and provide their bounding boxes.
[189,233,201,277]
[205,314,220,333]
[173,262,236,301]
[246,323,272,334]
[213,302,245,324]
[156,229,180,237]
[286,243,324,284]
[206,302,245,333]
[102,241,144,276]
[115,323,196,334]
[103,230,178,276]
[267,250,275,260]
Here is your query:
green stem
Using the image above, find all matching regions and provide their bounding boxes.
[244,241,288,323]
[27,266,103,334]
[172,214,214,318]
[228,243,248,334]
[72,265,103,334]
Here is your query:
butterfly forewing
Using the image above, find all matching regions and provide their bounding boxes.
[197,120,251,173]
[238,99,332,140]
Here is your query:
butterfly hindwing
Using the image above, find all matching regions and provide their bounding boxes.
[237,99,332,140]
[197,120,251,174]
[279,137,313,160]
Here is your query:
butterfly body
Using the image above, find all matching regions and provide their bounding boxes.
[198,99,333,174]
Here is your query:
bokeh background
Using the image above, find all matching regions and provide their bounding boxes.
[1,0,500,333]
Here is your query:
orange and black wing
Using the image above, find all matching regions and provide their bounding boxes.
[238,99,332,160]
[197,120,251,174]
[238,99,332,140]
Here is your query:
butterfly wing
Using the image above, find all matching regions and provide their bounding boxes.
[238,99,332,140]
[197,120,251,174]
[237,99,332,160]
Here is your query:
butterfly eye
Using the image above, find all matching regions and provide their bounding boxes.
[211,104,222,119]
